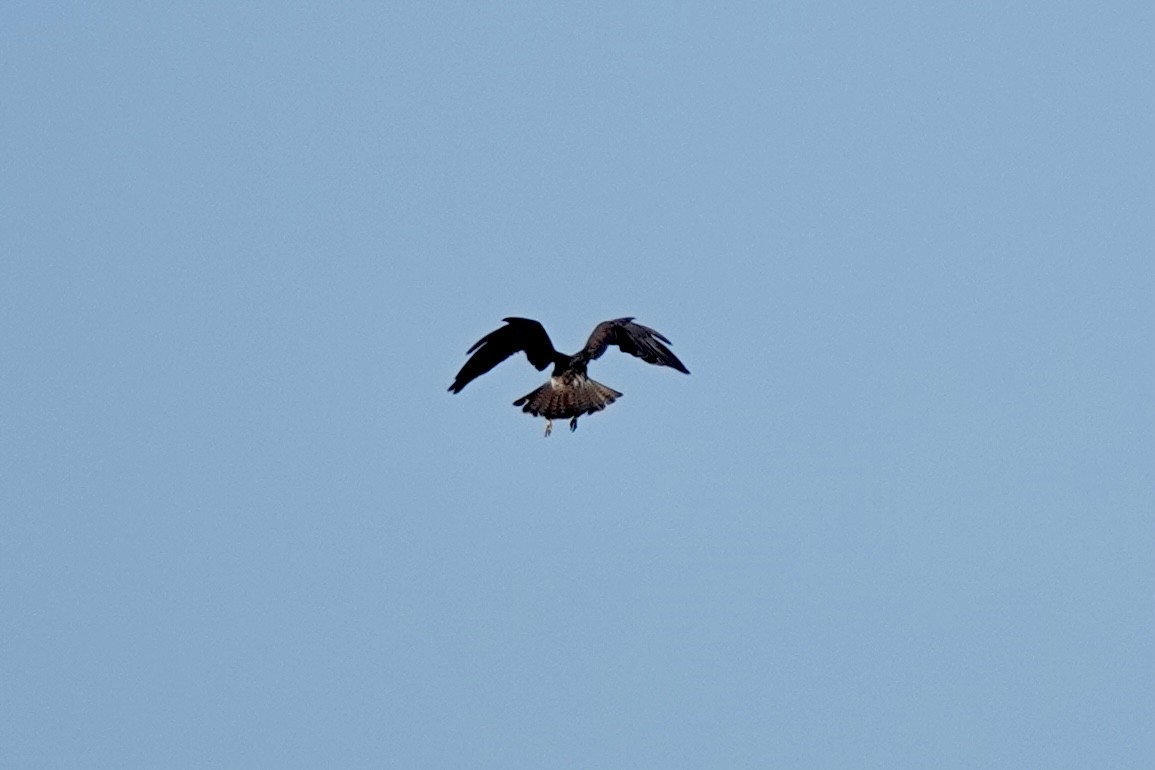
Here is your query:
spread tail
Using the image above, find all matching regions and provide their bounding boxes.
[513,376,622,419]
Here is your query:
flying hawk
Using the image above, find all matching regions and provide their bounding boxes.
[448,317,689,436]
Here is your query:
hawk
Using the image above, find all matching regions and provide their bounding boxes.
[448,317,689,436]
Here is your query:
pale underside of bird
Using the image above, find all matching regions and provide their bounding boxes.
[448,317,690,436]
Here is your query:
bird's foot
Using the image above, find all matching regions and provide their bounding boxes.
[544,420,552,437]
[569,417,578,432]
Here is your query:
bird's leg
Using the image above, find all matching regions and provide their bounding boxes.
[569,417,579,432]
[543,419,552,437]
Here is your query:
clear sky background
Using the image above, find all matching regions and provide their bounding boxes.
[2,2,1152,767]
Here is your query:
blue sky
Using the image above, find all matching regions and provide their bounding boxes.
[2,2,1152,767]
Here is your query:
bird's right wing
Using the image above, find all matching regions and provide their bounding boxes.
[448,317,557,393]
[580,317,690,373]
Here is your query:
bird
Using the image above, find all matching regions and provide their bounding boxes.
[448,317,689,436]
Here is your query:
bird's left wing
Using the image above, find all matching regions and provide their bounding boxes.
[448,317,557,393]
[579,317,690,374]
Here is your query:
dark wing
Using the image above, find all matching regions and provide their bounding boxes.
[448,317,558,393]
[579,317,690,374]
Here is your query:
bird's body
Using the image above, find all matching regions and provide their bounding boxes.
[448,317,689,436]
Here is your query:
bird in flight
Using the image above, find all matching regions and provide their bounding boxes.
[448,317,689,436]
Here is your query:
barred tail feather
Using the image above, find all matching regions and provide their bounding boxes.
[513,376,622,419]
